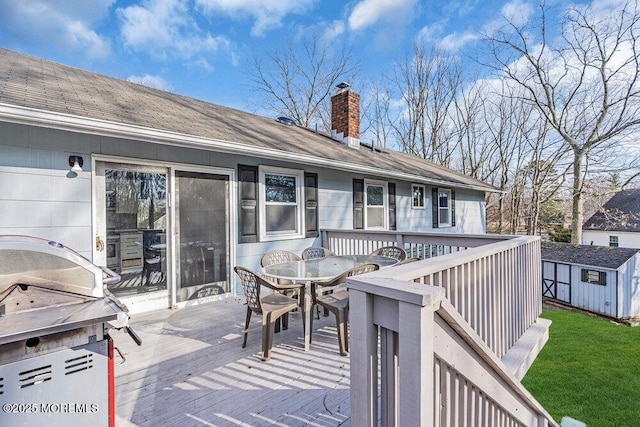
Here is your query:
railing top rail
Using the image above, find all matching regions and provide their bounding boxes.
[322,228,519,242]
[363,235,540,282]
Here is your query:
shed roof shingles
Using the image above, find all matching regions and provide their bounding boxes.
[0,48,495,192]
[541,241,639,269]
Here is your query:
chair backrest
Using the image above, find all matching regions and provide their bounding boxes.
[260,250,301,267]
[234,266,262,312]
[301,246,336,260]
[320,263,380,289]
[370,246,407,261]
[397,257,420,265]
[348,263,380,277]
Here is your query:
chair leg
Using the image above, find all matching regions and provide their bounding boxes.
[242,308,252,348]
[262,312,277,361]
[344,307,349,353]
[309,304,315,344]
[282,312,289,330]
[336,309,348,356]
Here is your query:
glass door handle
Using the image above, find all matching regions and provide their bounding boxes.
[96,235,105,252]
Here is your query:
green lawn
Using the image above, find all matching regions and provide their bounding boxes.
[521,309,640,426]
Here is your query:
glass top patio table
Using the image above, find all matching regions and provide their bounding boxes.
[261,254,397,353]
[261,254,398,282]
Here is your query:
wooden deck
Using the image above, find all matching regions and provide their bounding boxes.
[113,297,354,426]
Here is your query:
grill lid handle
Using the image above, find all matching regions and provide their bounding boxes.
[126,326,143,346]
[101,267,121,285]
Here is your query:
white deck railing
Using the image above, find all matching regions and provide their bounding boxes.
[321,230,553,425]
[322,230,542,359]
[322,229,506,259]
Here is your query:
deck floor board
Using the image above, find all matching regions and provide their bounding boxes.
[114,297,353,426]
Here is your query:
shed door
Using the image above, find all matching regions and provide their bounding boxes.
[542,261,571,303]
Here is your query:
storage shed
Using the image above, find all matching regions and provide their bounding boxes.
[541,241,640,323]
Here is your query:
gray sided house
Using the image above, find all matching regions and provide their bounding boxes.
[542,241,640,322]
[0,48,496,313]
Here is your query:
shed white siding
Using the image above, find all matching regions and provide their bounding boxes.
[569,265,618,318]
[618,254,640,319]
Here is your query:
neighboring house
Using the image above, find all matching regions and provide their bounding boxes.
[0,48,496,313]
[582,188,640,248]
[542,241,640,323]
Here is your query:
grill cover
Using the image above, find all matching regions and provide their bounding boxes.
[0,235,129,345]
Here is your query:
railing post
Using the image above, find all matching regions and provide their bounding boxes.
[349,287,378,425]
[349,277,446,427]
[397,298,438,426]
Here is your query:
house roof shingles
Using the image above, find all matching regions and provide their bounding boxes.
[0,48,496,193]
[541,241,639,270]
[583,189,640,232]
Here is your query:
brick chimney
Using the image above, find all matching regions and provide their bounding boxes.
[331,82,360,149]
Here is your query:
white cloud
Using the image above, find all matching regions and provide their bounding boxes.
[292,19,346,44]
[348,0,416,31]
[126,74,173,91]
[416,21,446,45]
[438,31,480,52]
[118,0,230,63]
[323,20,346,42]
[194,0,314,37]
[500,0,534,28]
[0,0,113,59]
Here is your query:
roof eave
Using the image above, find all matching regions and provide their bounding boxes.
[0,103,496,193]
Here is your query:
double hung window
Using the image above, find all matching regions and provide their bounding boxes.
[609,236,619,247]
[259,166,304,240]
[412,184,425,209]
[365,180,387,230]
[437,189,452,227]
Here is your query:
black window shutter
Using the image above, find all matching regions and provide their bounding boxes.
[451,189,456,227]
[599,271,607,285]
[353,179,364,229]
[388,183,396,230]
[305,172,319,237]
[432,187,439,228]
[238,165,259,243]
[581,269,588,282]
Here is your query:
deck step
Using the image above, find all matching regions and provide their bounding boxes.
[501,317,552,380]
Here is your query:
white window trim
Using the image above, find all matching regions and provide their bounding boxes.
[258,166,305,241]
[364,179,388,230]
[412,184,425,209]
[437,188,452,228]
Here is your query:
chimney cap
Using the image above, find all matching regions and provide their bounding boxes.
[336,82,350,91]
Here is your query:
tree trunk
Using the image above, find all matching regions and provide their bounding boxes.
[571,152,584,244]
[498,197,504,234]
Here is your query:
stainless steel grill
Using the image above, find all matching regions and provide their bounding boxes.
[0,235,140,427]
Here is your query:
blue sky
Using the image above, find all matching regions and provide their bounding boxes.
[0,0,519,113]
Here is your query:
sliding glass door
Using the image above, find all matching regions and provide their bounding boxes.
[95,161,232,306]
[174,171,230,302]
[95,162,167,297]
